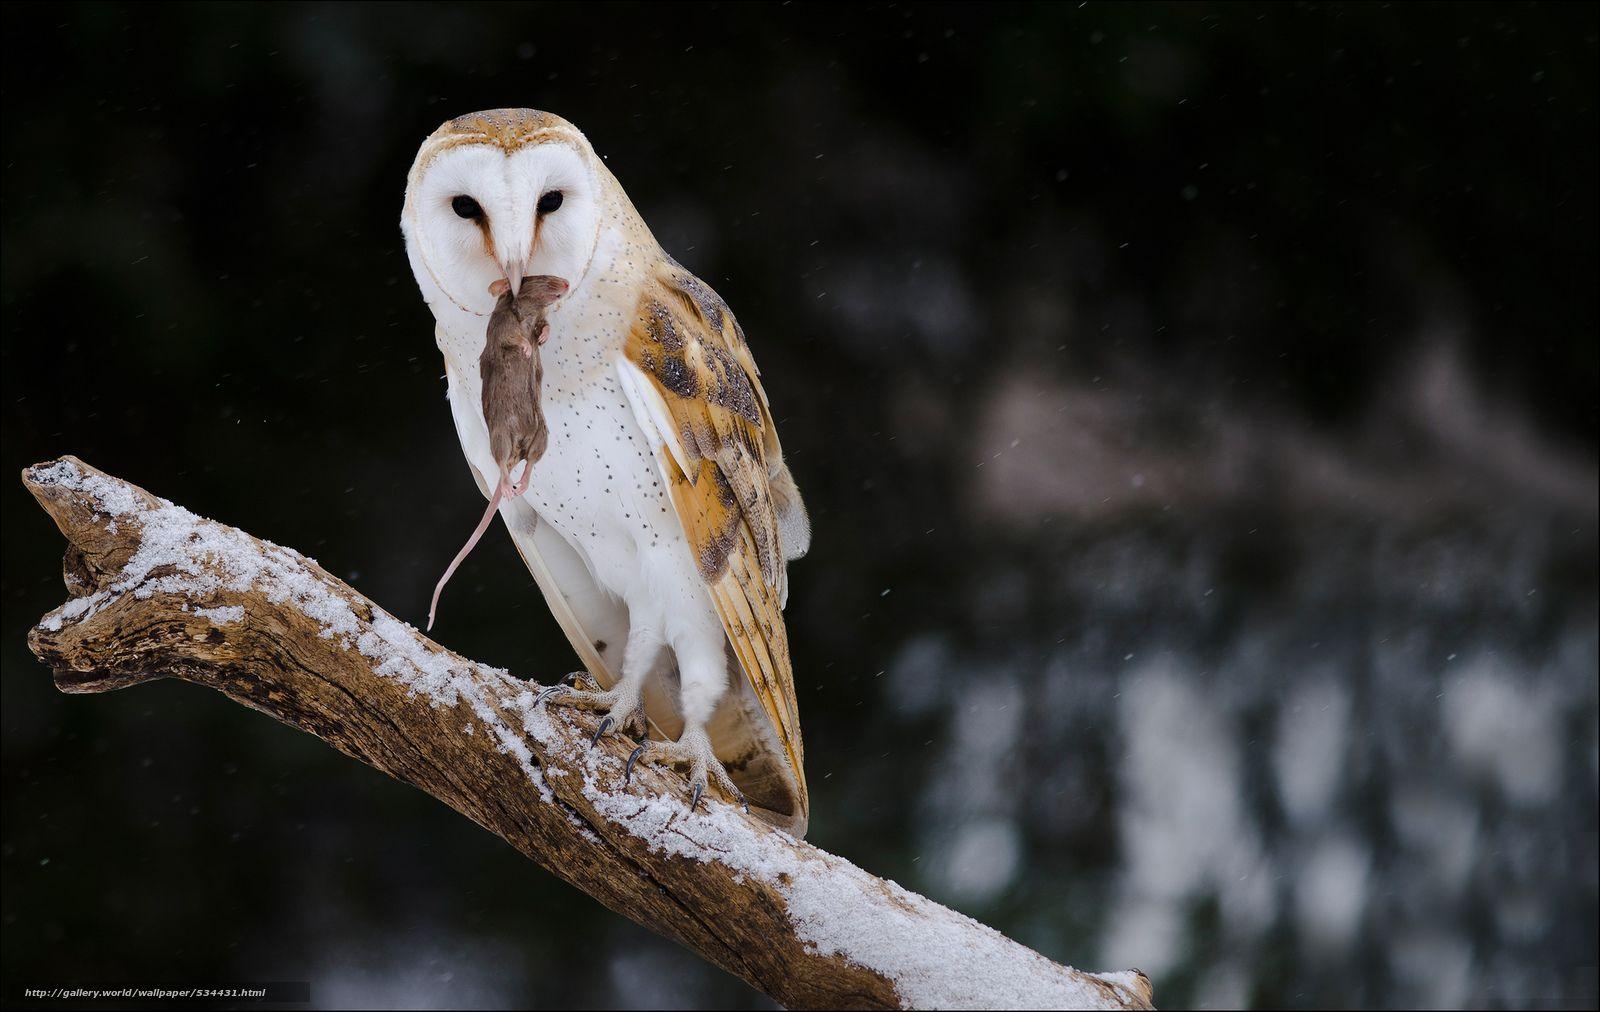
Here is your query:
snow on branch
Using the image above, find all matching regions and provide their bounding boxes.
[21,456,1153,1011]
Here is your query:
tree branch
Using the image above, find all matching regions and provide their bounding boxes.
[21,456,1152,1011]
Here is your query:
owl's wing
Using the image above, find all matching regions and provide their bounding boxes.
[615,261,809,809]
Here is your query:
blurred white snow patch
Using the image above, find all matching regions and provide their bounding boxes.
[916,670,1024,864]
[1100,898,1184,990]
[1391,926,1474,1010]
[1493,884,1551,945]
[1390,780,1479,895]
[938,673,1024,815]
[1103,659,1272,974]
[607,943,705,1010]
[953,675,1024,756]
[1294,833,1370,955]
[1193,959,1251,1010]
[1117,660,1252,897]
[934,817,1022,904]
[313,935,526,1009]
[1443,657,1561,805]
[887,633,951,720]
[1274,676,1349,826]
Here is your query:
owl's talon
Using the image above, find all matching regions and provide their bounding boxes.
[623,726,741,816]
[534,684,568,707]
[625,744,648,785]
[590,716,614,747]
[563,670,595,690]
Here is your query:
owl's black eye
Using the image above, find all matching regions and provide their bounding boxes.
[537,190,564,214]
[452,195,483,219]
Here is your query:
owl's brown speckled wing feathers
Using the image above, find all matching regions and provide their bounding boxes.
[616,258,808,803]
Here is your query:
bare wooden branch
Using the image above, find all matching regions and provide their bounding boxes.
[21,456,1153,1011]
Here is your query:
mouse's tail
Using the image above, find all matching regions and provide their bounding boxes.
[428,476,509,631]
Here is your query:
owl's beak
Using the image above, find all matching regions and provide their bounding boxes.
[501,258,527,298]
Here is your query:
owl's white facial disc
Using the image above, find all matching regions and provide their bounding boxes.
[404,139,601,319]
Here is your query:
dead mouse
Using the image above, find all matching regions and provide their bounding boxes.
[428,274,569,630]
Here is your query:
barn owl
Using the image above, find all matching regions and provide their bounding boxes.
[401,109,811,836]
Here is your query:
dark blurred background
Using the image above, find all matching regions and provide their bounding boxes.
[3,3,1596,1009]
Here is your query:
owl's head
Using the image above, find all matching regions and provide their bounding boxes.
[402,109,603,320]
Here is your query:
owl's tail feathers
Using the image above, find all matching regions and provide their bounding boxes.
[770,462,810,562]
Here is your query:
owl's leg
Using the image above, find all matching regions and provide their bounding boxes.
[538,612,660,743]
[625,725,746,814]
[624,632,746,813]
